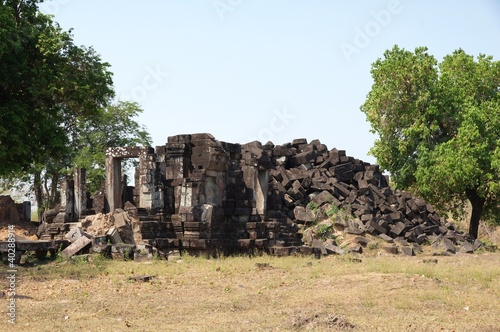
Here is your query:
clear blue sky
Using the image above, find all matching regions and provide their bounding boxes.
[40,0,500,166]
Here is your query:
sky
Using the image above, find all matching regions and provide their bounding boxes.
[39,0,500,166]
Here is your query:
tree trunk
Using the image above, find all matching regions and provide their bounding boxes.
[33,171,44,222]
[465,188,485,239]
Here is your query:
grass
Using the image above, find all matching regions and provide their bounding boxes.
[3,252,499,331]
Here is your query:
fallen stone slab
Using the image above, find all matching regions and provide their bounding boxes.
[348,245,363,254]
[400,246,414,256]
[107,227,122,244]
[459,241,475,254]
[382,245,399,255]
[60,236,92,259]
[64,227,82,243]
[441,238,456,254]
[312,190,335,206]
[353,236,371,247]
[378,233,394,242]
[312,239,327,255]
[411,243,423,253]
[345,227,364,235]
[325,243,345,255]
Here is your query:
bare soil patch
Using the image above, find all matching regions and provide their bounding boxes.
[0,220,38,241]
[1,252,499,331]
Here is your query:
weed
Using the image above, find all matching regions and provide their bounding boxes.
[70,255,89,264]
[123,248,133,261]
[326,205,339,218]
[316,224,334,241]
[54,243,66,263]
[21,251,36,264]
[307,201,319,213]
[367,242,380,250]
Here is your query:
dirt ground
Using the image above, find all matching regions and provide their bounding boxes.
[1,218,499,331]
[1,251,499,332]
[0,220,38,241]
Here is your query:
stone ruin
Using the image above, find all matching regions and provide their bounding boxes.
[0,195,31,224]
[36,133,482,260]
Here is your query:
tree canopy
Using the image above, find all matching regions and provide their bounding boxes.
[361,45,500,238]
[72,101,152,194]
[0,0,152,212]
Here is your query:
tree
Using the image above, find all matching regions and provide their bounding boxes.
[1,100,152,218]
[72,101,152,194]
[361,45,500,238]
[0,0,113,175]
[0,1,151,216]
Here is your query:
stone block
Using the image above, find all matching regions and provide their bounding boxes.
[301,177,312,189]
[459,241,475,254]
[60,236,92,259]
[400,246,414,256]
[274,145,294,156]
[325,243,345,255]
[291,138,308,147]
[348,245,363,254]
[312,190,334,206]
[360,214,373,222]
[331,182,350,198]
[113,211,129,228]
[310,180,330,191]
[441,238,456,254]
[390,222,407,238]
[353,236,371,246]
[107,227,122,244]
[291,150,318,166]
[272,246,291,257]
[389,211,402,221]
[368,219,386,235]
[294,206,315,224]
[378,233,394,242]
[64,227,82,243]
[382,245,399,255]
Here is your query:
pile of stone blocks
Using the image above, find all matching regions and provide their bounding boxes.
[36,133,481,259]
[130,135,481,256]
[264,138,480,255]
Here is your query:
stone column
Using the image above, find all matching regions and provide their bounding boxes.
[105,155,122,212]
[74,168,87,218]
[64,177,75,222]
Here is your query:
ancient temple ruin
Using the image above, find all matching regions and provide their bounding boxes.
[35,132,479,258]
[101,133,299,255]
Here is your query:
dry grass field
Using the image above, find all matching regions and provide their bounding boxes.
[1,249,499,332]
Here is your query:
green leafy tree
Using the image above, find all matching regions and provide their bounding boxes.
[1,0,113,213]
[361,45,500,238]
[0,1,151,216]
[0,0,113,175]
[72,101,152,194]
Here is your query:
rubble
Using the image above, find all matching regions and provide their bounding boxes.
[60,236,92,259]
[31,133,482,260]
[0,195,31,224]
